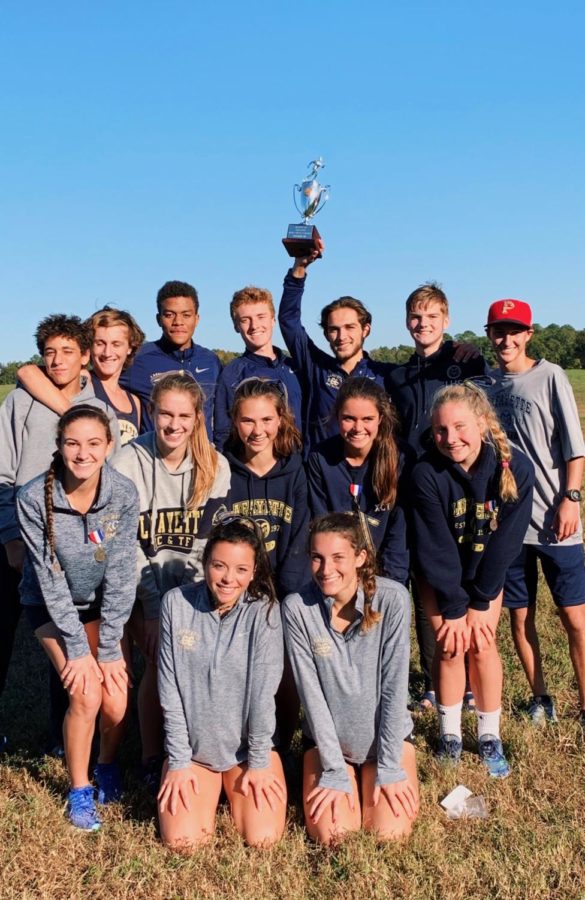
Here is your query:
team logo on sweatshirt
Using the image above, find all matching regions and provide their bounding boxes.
[312,637,333,658]
[177,629,199,651]
[446,365,462,381]
[101,513,120,540]
[325,372,343,390]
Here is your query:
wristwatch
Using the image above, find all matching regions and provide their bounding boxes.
[564,489,583,502]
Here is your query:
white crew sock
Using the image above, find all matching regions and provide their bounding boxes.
[437,701,463,740]
[476,708,501,741]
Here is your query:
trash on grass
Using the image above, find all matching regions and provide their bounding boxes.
[440,784,488,819]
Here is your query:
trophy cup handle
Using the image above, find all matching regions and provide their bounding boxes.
[293,184,304,220]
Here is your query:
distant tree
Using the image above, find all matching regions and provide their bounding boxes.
[370,345,413,364]
[213,349,239,366]
[0,356,41,384]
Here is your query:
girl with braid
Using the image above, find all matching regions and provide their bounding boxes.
[282,513,418,845]
[411,383,534,777]
[16,406,139,831]
[307,378,411,586]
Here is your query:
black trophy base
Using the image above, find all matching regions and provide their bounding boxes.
[282,224,322,258]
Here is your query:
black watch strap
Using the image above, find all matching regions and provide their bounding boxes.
[564,489,582,502]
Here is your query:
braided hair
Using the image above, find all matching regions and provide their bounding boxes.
[430,382,519,502]
[44,405,112,564]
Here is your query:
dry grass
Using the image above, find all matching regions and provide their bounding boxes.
[1,375,585,899]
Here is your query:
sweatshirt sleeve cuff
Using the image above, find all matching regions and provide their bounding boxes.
[97,645,123,663]
[468,597,490,612]
[63,633,92,660]
[247,746,272,769]
[318,769,353,794]
[167,754,194,772]
[376,765,408,787]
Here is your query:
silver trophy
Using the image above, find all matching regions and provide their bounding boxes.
[283,158,330,257]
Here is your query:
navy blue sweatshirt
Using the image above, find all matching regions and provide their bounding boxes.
[386,343,488,457]
[278,270,395,452]
[307,436,411,585]
[411,443,534,619]
[120,337,222,438]
[225,449,311,597]
[213,348,302,451]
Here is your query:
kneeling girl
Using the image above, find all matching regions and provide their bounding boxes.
[157,518,286,849]
[282,513,418,845]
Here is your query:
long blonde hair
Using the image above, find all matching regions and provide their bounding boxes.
[150,373,218,509]
[430,382,518,502]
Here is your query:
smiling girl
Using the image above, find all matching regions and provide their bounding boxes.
[112,373,230,786]
[17,307,145,445]
[307,378,410,585]
[157,518,286,849]
[411,383,534,776]
[282,513,418,845]
[16,406,139,831]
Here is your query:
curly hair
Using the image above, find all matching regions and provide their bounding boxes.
[35,314,91,355]
[309,512,382,633]
[226,378,302,459]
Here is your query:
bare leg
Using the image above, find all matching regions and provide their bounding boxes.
[36,622,101,788]
[302,748,361,845]
[418,581,466,706]
[558,604,585,709]
[223,752,287,848]
[467,593,504,712]
[361,741,419,841]
[158,759,222,850]
[97,633,132,765]
[508,606,548,696]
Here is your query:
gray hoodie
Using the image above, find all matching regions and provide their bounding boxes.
[282,577,413,793]
[158,580,283,772]
[112,433,231,619]
[0,382,121,544]
[16,464,139,662]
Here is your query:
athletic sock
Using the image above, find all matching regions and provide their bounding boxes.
[476,708,501,740]
[437,701,463,740]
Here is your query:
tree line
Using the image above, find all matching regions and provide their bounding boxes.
[1,323,584,384]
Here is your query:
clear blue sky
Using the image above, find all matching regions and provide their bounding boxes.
[1,0,583,361]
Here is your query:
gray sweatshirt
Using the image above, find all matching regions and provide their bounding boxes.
[16,464,139,662]
[113,433,231,619]
[282,578,413,793]
[0,382,121,544]
[158,580,283,772]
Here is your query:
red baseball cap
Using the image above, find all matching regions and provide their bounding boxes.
[485,299,532,329]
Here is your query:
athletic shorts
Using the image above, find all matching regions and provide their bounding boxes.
[24,603,102,633]
[503,543,585,610]
[301,732,415,755]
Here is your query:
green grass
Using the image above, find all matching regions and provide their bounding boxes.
[1,373,584,898]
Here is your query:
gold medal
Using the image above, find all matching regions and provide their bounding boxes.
[94,546,107,562]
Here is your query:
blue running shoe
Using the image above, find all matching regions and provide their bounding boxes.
[478,735,510,778]
[94,762,123,804]
[435,734,463,765]
[527,695,557,725]
[67,786,101,831]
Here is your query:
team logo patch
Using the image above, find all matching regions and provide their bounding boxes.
[312,637,333,658]
[101,514,120,540]
[446,365,462,381]
[177,629,198,651]
[325,372,343,390]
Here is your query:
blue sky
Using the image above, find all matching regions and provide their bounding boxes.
[1,1,583,361]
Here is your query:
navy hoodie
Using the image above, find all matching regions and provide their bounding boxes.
[411,443,534,619]
[213,348,302,451]
[225,449,311,597]
[386,342,488,457]
[120,337,222,438]
[307,436,411,585]
[278,270,395,452]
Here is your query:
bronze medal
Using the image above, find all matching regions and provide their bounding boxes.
[489,517,498,532]
[94,546,107,562]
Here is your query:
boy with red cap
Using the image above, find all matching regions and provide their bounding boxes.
[486,299,585,724]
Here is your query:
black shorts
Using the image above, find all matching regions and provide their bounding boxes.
[302,732,415,755]
[24,603,102,634]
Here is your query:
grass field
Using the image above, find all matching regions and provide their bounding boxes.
[1,375,585,899]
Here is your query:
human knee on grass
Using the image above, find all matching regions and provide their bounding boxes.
[157,519,286,850]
